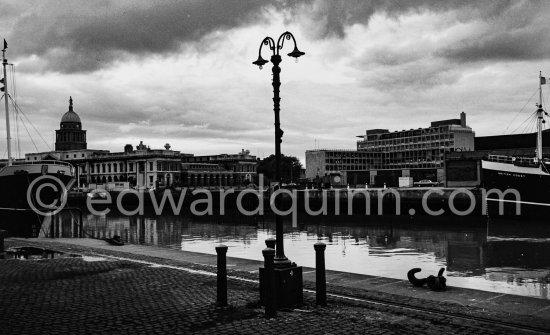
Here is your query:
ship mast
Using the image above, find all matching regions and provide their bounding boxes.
[536,71,544,163]
[2,40,11,166]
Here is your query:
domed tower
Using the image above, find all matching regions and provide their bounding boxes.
[55,97,87,151]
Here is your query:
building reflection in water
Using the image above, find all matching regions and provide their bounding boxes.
[48,211,550,299]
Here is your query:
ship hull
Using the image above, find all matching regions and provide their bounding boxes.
[481,160,550,218]
[0,170,74,237]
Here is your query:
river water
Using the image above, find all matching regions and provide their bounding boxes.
[49,211,550,300]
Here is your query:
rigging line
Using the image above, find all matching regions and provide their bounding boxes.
[520,111,538,134]
[528,113,539,133]
[11,98,20,158]
[13,99,51,150]
[510,110,537,134]
[521,113,536,135]
[16,111,22,158]
[18,112,39,152]
[544,81,549,107]
[9,92,21,158]
[542,89,547,113]
[9,64,16,101]
[504,88,538,134]
[9,96,52,150]
[529,113,539,134]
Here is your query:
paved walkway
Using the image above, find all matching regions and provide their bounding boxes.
[1,238,549,334]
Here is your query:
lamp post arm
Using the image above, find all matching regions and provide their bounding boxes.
[276,32,299,53]
[259,37,276,56]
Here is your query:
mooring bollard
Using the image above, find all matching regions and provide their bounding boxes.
[265,237,276,249]
[314,242,327,306]
[215,244,228,307]
[0,230,6,259]
[262,247,276,318]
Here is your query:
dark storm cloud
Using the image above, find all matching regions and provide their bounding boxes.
[295,0,549,63]
[8,0,273,72]
[292,0,480,39]
[438,2,550,63]
[6,0,548,73]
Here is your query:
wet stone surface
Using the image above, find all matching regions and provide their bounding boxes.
[0,240,544,335]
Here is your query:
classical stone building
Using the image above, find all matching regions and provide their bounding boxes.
[180,163,234,187]
[81,142,185,189]
[182,149,258,186]
[25,99,258,190]
[55,97,87,151]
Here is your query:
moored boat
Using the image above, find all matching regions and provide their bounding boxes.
[482,72,550,217]
[0,40,75,236]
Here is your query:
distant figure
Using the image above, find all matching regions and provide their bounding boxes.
[383,183,386,189]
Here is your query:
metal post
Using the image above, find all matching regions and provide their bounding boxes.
[215,244,228,307]
[76,208,83,238]
[314,242,327,306]
[2,46,12,166]
[265,237,276,249]
[253,32,305,307]
[50,214,55,238]
[262,247,276,318]
[79,210,83,238]
[0,230,6,259]
[270,54,290,268]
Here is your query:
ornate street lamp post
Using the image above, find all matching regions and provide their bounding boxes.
[253,31,305,267]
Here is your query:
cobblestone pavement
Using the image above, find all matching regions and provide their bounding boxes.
[0,240,545,335]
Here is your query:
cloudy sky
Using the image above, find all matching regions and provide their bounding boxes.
[1,0,549,163]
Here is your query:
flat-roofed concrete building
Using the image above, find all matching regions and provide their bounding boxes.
[306,113,475,187]
[305,149,371,186]
[355,112,474,186]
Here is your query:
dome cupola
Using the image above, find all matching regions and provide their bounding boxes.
[60,96,81,124]
[55,96,87,151]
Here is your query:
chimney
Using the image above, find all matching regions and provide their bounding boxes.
[460,112,466,127]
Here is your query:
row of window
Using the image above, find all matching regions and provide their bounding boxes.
[362,134,455,147]
[88,162,126,174]
[366,125,453,140]
[56,132,86,142]
[360,141,454,152]
[84,160,200,174]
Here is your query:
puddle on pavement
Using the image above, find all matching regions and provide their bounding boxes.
[81,256,109,262]
[4,246,81,260]
[3,247,112,262]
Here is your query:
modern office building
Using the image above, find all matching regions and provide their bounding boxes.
[306,113,475,186]
[305,149,371,186]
